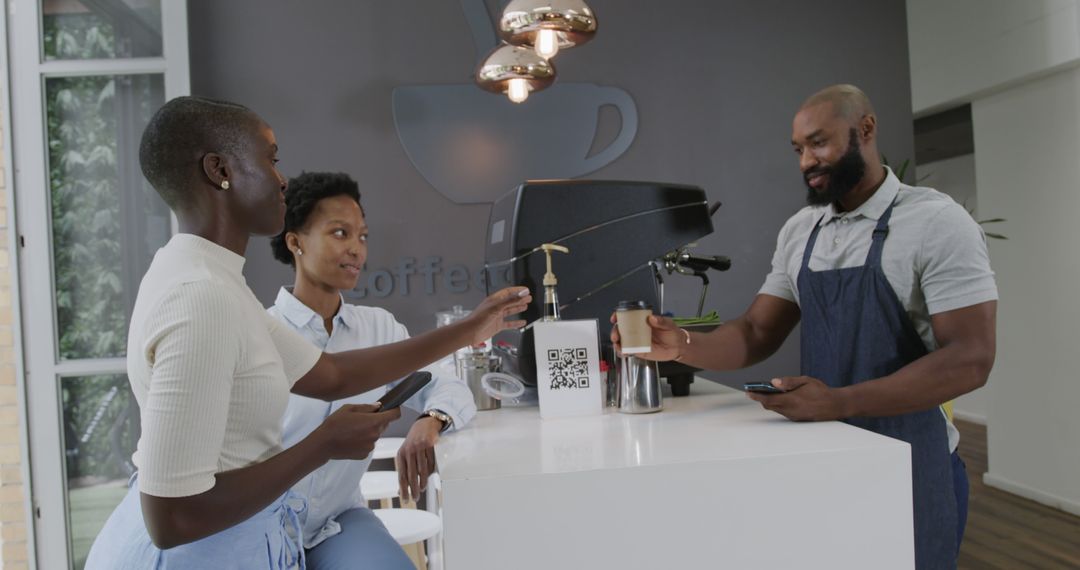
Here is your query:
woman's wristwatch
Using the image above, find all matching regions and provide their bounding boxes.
[423,409,453,432]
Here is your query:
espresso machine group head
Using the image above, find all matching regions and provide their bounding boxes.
[484,180,715,385]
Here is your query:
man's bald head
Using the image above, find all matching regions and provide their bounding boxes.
[791,84,884,207]
[800,84,876,125]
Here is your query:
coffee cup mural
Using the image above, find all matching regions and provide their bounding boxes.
[391,0,639,204]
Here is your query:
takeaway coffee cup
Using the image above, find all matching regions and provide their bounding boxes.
[615,300,654,354]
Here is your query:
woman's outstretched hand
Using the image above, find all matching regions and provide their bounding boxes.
[465,286,532,345]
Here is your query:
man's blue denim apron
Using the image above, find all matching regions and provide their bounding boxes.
[85,475,306,569]
[797,198,961,569]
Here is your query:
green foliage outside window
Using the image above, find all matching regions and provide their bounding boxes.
[62,376,139,483]
[45,13,166,482]
[43,11,118,60]
[48,73,128,361]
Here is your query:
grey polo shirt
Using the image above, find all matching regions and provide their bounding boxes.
[759,167,998,353]
[758,168,998,452]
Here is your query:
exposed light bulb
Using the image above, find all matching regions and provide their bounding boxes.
[535,29,559,59]
[507,77,529,103]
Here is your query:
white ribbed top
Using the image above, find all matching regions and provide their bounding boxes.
[126,234,322,498]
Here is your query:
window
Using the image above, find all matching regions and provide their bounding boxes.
[7,1,188,567]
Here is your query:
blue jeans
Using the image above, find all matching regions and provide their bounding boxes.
[305,507,413,570]
[86,477,305,569]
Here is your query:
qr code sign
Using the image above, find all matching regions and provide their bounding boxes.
[547,347,590,390]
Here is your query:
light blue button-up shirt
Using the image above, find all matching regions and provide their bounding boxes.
[268,287,476,547]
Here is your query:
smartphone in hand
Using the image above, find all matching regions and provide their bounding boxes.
[743,381,784,394]
[377,371,433,410]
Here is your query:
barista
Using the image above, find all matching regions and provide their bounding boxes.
[612,84,997,570]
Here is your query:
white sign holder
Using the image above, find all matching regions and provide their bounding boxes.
[533,319,604,419]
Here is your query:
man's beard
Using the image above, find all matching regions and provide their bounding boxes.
[804,129,866,206]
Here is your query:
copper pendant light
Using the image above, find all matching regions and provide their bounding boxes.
[499,0,598,60]
[475,44,556,104]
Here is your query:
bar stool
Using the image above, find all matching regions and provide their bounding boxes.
[372,507,442,569]
[424,473,444,570]
[360,470,399,509]
[372,437,406,460]
[364,437,444,569]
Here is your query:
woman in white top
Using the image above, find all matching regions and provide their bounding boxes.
[267,171,477,568]
[85,97,530,569]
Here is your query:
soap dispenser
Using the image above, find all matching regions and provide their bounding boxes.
[539,243,570,321]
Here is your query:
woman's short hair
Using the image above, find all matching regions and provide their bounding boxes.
[270,172,363,267]
[139,96,260,209]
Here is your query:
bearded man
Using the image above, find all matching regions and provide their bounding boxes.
[612,84,997,570]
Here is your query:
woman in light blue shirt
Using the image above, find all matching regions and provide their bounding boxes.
[268,171,478,568]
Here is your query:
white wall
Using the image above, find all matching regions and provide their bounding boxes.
[908,0,1080,114]
[915,155,990,424]
[909,1,1080,515]
[971,66,1080,516]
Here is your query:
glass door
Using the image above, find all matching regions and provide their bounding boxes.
[7,1,188,567]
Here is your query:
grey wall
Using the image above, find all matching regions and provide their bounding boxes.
[187,0,914,387]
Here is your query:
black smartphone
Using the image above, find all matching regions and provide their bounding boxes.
[743,381,785,394]
[377,371,433,410]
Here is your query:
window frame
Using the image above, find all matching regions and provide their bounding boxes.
[5,1,188,567]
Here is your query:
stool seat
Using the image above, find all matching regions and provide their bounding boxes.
[373,508,442,546]
[361,471,399,501]
[372,437,406,460]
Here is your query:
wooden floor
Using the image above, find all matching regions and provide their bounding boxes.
[955,420,1080,569]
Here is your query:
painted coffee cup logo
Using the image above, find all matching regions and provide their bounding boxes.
[393,82,638,204]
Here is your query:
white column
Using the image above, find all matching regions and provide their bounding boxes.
[972,65,1080,516]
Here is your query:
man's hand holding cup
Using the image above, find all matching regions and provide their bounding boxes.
[609,301,685,362]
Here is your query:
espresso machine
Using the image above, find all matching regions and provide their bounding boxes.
[483,179,727,396]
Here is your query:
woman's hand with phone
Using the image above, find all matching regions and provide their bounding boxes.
[314,404,400,461]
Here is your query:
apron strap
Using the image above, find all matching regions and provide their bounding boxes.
[800,212,829,270]
[865,196,899,268]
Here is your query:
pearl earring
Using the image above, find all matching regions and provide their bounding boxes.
[220,180,230,190]
[296,249,303,256]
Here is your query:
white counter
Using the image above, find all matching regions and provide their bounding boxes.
[434,379,914,569]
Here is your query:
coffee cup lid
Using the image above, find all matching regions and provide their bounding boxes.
[616,300,653,311]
